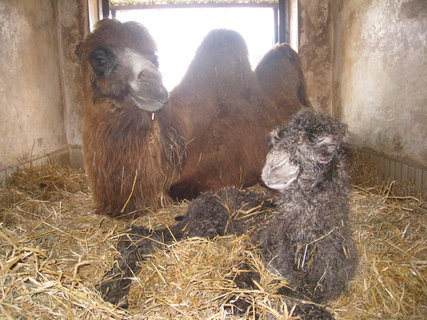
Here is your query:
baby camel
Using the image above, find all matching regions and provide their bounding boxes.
[182,110,358,303]
[257,109,358,302]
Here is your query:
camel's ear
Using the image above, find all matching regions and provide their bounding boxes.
[315,136,338,164]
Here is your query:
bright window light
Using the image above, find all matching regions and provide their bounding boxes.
[115,8,275,90]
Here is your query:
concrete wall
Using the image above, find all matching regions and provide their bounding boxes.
[299,0,426,194]
[56,0,87,168]
[299,0,426,164]
[299,0,333,113]
[332,0,427,169]
[0,0,85,180]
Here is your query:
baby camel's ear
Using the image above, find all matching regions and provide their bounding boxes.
[315,136,338,164]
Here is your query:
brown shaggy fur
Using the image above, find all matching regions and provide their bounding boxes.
[79,19,309,217]
[167,30,294,200]
[79,20,176,216]
[255,43,311,110]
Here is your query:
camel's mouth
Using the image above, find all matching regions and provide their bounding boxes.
[130,90,169,112]
[262,180,294,191]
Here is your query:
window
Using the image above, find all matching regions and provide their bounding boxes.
[113,5,277,90]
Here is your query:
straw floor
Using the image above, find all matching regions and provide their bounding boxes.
[0,162,425,319]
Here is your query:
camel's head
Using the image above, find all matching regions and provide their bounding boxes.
[77,19,168,112]
[261,110,348,191]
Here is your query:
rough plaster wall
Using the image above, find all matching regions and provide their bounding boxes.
[56,0,86,168]
[0,0,66,169]
[298,0,332,113]
[332,0,427,168]
[0,0,85,172]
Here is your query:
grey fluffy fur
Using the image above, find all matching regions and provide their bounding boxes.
[180,110,358,303]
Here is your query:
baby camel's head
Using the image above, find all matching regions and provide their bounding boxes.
[262,110,348,191]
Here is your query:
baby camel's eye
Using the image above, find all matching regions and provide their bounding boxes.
[304,133,319,144]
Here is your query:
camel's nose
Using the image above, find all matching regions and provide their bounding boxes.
[138,68,162,84]
[136,68,169,104]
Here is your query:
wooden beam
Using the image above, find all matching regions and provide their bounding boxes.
[111,3,278,10]
[278,0,289,43]
[102,0,110,18]
[274,6,279,44]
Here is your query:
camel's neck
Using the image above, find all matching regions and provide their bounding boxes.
[276,164,350,223]
[88,98,157,139]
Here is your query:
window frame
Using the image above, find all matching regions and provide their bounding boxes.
[108,0,290,45]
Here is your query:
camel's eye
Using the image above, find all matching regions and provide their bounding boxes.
[95,56,107,66]
[89,47,116,77]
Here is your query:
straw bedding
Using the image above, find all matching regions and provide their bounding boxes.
[0,162,425,319]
